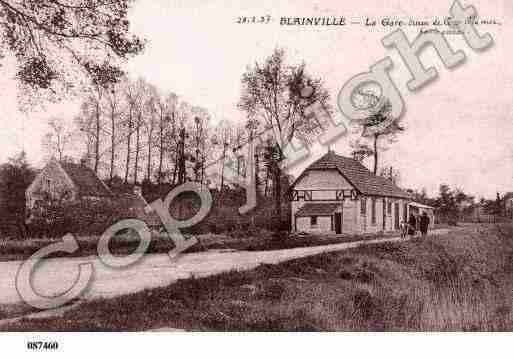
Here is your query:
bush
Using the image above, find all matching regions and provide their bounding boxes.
[25,185,293,238]
[27,199,121,238]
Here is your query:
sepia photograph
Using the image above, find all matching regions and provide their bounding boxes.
[0,0,510,356]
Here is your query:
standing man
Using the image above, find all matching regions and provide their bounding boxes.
[420,211,430,237]
[407,213,417,239]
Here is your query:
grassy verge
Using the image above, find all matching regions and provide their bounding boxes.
[0,229,406,262]
[0,303,40,322]
[2,223,512,331]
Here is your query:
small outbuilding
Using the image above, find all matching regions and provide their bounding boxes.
[25,158,162,229]
[25,158,113,210]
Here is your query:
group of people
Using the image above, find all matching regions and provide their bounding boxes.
[400,211,430,239]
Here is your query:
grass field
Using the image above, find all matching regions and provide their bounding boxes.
[1,223,512,331]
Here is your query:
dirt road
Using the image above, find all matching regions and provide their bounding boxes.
[0,229,449,306]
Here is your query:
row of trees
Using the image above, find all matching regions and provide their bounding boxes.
[42,77,255,190]
[0,150,507,239]
[407,184,508,224]
[41,47,408,224]
[0,0,405,227]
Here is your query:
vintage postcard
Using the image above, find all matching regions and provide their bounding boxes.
[0,0,511,356]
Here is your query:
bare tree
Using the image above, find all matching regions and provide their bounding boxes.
[41,117,73,161]
[190,106,211,184]
[75,57,126,175]
[173,101,193,185]
[214,121,232,191]
[239,48,332,223]
[133,94,144,184]
[144,85,159,182]
[105,82,122,181]
[122,78,145,183]
[151,92,180,184]
[75,87,107,173]
[231,124,247,178]
[72,75,217,190]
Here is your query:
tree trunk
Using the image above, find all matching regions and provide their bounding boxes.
[176,127,186,185]
[220,144,226,191]
[158,112,164,184]
[195,149,201,183]
[109,110,116,182]
[134,115,141,184]
[172,144,179,186]
[254,152,260,196]
[194,122,202,183]
[264,166,270,197]
[373,134,379,175]
[124,108,132,184]
[94,102,100,173]
[147,126,153,181]
[274,164,282,229]
[57,134,63,162]
[200,152,205,187]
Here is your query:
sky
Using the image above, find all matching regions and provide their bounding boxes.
[0,0,511,199]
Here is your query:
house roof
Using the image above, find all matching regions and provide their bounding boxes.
[59,161,113,198]
[294,151,411,199]
[295,203,341,217]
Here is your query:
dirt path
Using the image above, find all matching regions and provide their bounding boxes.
[0,229,449,308]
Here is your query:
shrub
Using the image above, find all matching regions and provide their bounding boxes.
[27,199,121,238]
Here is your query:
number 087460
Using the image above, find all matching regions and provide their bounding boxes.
[27,341,59,350]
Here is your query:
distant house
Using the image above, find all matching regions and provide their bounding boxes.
[25,158,162,229]
[290,151,413,234]
[26,158,113,210]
